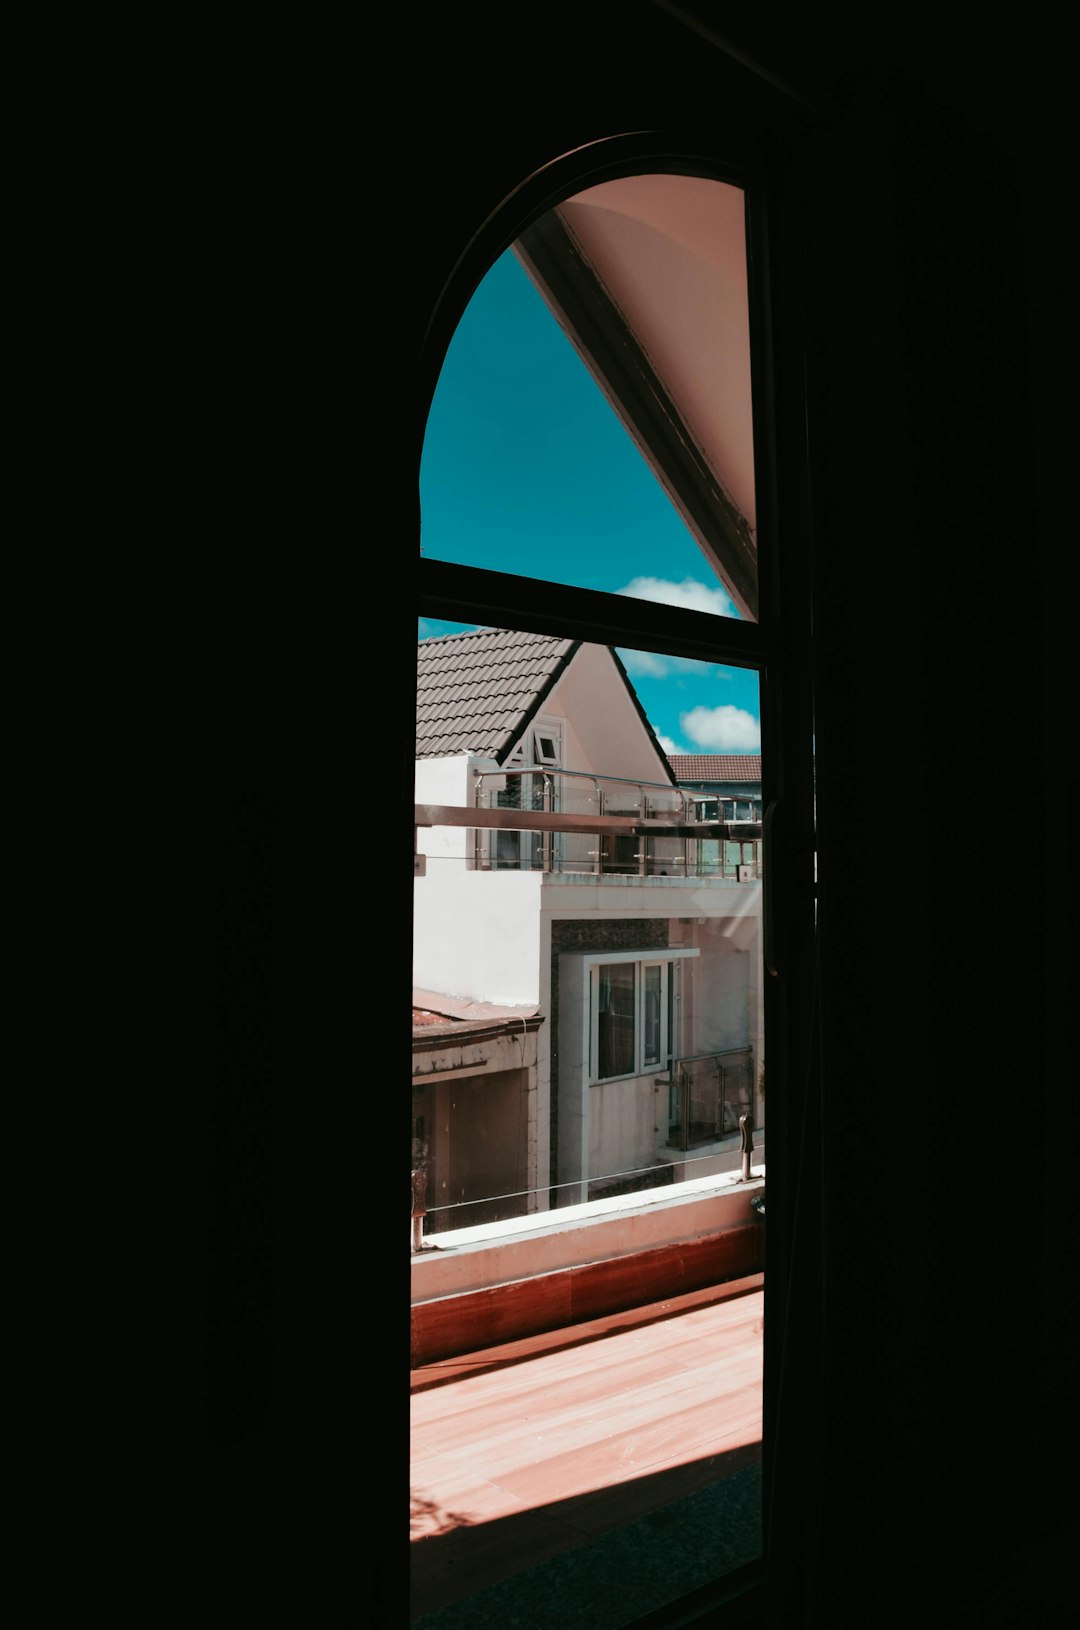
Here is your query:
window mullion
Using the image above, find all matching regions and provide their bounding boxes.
[418,557,771,671]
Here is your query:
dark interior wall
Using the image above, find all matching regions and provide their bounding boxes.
[793,67,1073,1621]
[187,7,1075,1627]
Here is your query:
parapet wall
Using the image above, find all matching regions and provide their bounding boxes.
[411,1168,765,1364]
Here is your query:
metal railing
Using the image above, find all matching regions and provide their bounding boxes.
[664,1046,756,1151]
[412,1138,766,1243]
[471,766,762,879]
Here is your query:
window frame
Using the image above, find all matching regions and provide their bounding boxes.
[587,949,693,1084]
[494,715,563,870]
[415,123,821,1629]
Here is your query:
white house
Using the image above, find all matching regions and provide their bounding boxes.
[413,625,764,1233]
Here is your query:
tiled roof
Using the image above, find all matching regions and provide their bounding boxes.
[667,753,762,784]
[416,627,577,761]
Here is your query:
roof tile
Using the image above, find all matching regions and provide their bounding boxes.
[667,753,762,783]
[416,627,576,760]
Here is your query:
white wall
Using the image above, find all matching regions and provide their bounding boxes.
[414,755,547,1004]
[675,912,764,1125]
[414,868,545,1005]
[414,754,476,862]
[553,644,673,787]
[588,1072,660,1183]
[556,946,589,1195]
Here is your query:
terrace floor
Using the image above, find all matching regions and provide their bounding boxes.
[410,1272,765,1629]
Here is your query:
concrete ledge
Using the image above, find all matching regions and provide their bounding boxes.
[411,1170,765,1365]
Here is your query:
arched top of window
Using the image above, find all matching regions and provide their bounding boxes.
[515,172,758,620]
[421,159,765,630]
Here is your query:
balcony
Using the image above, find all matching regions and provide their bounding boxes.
[411,1275,765,1626]
[664,1046,756,1153]
[417,766,762,881]
[410,1171,766,1626]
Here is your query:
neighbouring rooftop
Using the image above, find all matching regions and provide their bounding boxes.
[667,754,761,784]
[412,988,542,1039]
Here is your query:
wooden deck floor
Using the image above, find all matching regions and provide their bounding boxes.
[410,1273,764,1621]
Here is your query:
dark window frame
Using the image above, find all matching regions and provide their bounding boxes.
[415,125,820,1629]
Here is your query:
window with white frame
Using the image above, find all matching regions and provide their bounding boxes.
[588,950,695,1083]
[494,719,562,870]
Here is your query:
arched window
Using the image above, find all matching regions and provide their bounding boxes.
[412,135,818,1628]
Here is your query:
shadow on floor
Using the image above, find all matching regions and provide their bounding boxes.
[411,1460,763,1630]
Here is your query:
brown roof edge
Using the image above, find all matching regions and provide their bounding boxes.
[609,647,679,786]
[496,637,581,765]
[412,989,542,1025]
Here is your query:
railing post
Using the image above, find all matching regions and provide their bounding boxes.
[411,1155,428,1252]
[738,1111,755,1182]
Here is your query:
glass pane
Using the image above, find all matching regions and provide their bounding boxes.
[414,622,764,1199]
[421,174,757,622]
[414,171,764,1628]
[412,629,766,1619]
[597,963,636,1078]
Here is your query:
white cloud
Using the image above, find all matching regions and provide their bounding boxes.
[656,733,685,755]
[618,575,736,620]
[680,704,761,751]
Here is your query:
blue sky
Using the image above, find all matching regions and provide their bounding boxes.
[418,248,761,756]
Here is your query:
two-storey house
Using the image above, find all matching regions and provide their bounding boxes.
[413,625,764,1235]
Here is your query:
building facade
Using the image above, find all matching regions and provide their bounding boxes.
[414,627,765,1233]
